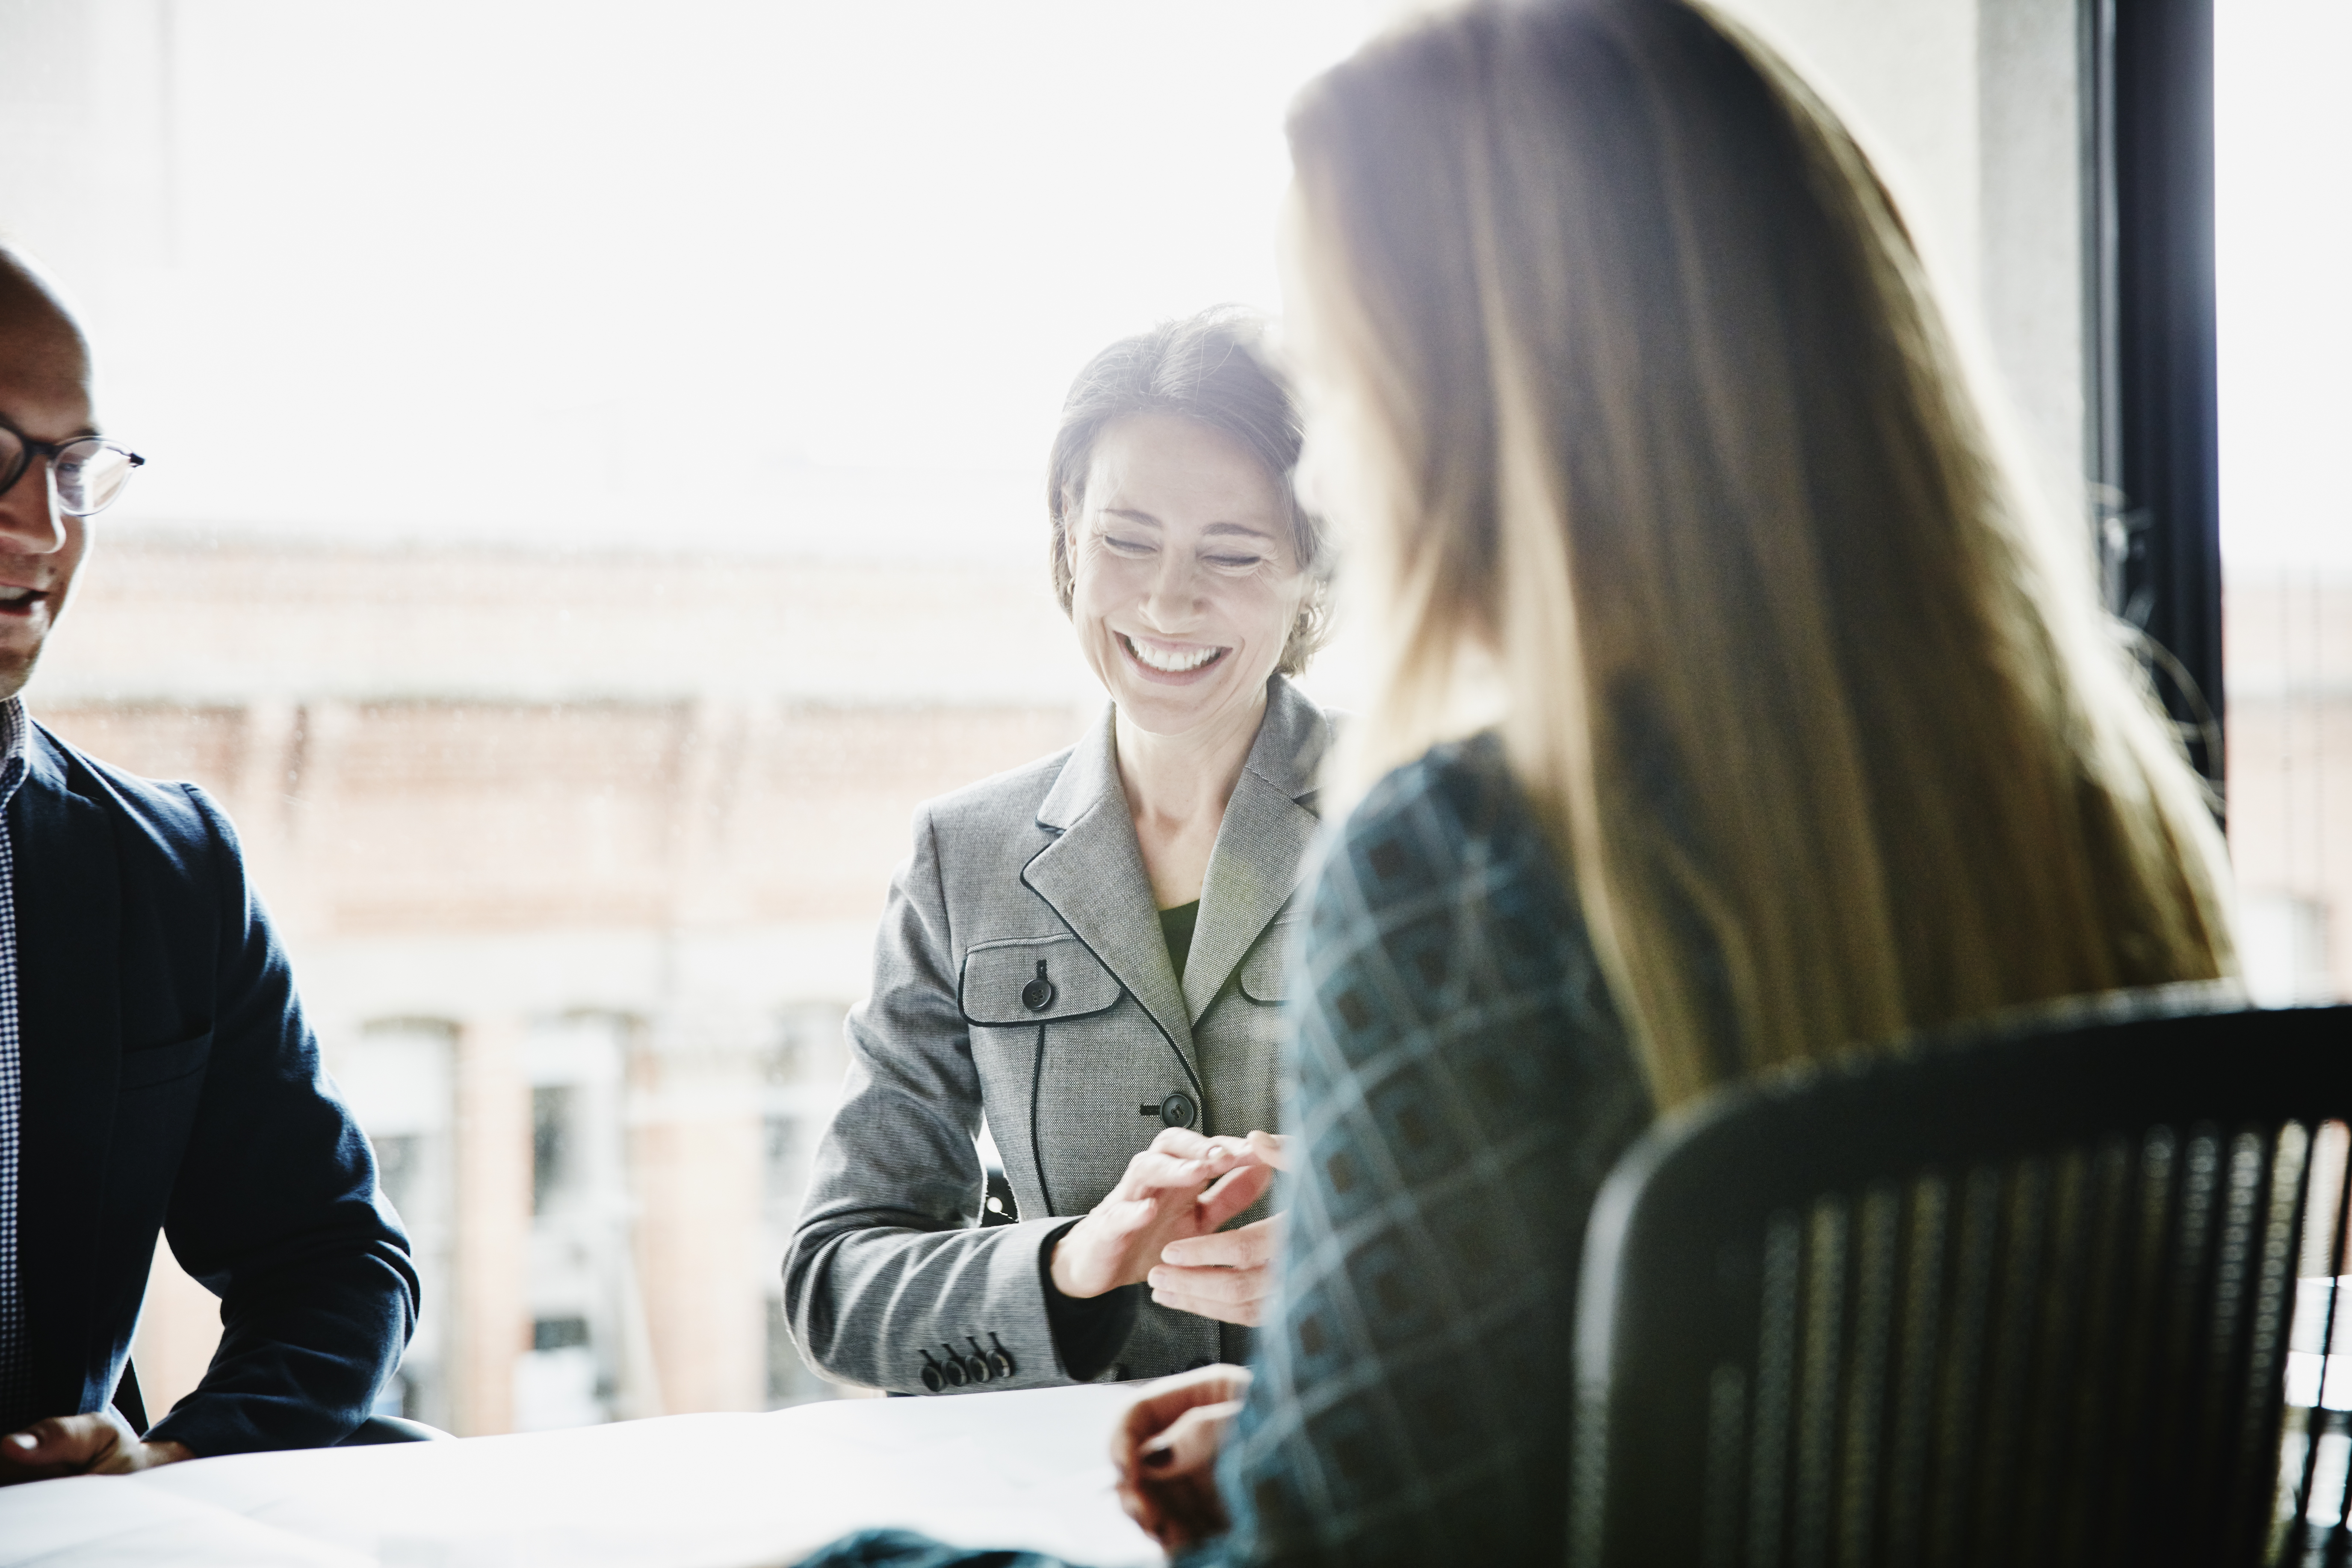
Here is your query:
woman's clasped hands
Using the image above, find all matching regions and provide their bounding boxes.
[1048,1128,1290,1326]
[1113,1363,1253,1551]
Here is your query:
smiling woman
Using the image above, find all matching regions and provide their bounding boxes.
[782,308,1338,1396]
[1047,308,1330,689]
[1076,413,1298,695]
[1066,412,1306,859]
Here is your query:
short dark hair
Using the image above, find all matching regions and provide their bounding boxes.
[1046,306,1329,676]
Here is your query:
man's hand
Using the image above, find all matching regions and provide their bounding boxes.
[1148,1130,1291,1326]
[1111,1363,1251,1552]
[0,1411,193,1485]
[1049,1128,1275,1302]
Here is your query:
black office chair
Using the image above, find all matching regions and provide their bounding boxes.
[1569,992,2352,1568]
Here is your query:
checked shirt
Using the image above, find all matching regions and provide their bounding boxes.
[0,697,38,1431]
[1209,732,1655,1566]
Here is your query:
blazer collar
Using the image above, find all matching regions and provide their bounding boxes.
[1034,700,1118,836]
[1025,677,1334,1050]
[12,723,126,1414]
[1024,706,1197,1072]
[1181,677,1330,1022]
[1034,674,1329,831]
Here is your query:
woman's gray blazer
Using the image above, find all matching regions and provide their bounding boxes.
[784,676,1333,1395]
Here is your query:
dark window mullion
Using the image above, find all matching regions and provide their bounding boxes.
[2083,0,2224,801]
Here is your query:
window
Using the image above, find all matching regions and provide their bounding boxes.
[33,0,2323,1447]
[2217,0,2350,1005]
[22,3,1365,1432]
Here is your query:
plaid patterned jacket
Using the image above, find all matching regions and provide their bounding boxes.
[1209,731,1654,1565]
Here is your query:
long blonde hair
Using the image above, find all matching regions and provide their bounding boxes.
[1285,0,2236,1109]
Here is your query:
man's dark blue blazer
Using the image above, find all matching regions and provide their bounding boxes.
[15,721,417,1454]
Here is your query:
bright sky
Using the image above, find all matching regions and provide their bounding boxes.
[2216,0,2352,578]
[77,1,1381,558]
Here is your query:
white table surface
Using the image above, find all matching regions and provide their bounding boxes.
[0,1384,1164,1568]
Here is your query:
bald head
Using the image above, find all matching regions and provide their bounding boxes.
[0,245,100,700]
[0,247,89,384]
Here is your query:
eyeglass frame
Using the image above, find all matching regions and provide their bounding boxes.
[0,413,146,518]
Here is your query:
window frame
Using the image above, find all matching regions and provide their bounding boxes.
[2084,0,2224,798]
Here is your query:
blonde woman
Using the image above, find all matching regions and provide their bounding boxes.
[798,0,2234,1563]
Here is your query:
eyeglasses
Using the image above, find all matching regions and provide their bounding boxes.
[0,419,145,517]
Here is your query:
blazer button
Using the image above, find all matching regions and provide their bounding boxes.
[1022,959,1056,1012]
[1158,1092,1197,1129]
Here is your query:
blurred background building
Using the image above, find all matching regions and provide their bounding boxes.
[0,0,2340,1435]
[42,538,1095,1428]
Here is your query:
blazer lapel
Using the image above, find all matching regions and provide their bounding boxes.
[12,731,124,1415]
[1182,677,1333,1023]
[1022,711,1197,1075]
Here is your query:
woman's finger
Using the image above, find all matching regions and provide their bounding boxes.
[1160,1213,1281,1270]
[1121,1146,1245,1197]
[1143,1260,1270,1316]
[1145,1128,1257,1166]
[1146,1126,1214,1160]
[1108,1155,1203,1203]
[1116,1158,1208,1202]
[1115,1366,1250,1449]
[1147,1128,1266,1167]
[1147,1260,1269,1305]
[1112,1131,1271,1202]
[1193,1164,1277,1230]
[1150,1280,1271,1326]
[1246,1129,1292,1171]
[1111,1366,1252,1471]
[1135,1397,1245,1478]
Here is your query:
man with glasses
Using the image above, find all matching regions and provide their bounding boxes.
[0,249,418,1482]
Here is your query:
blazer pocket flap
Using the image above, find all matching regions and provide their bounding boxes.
[1238,925,1297,1004]
[960,936,1123,1025]
[119,1028,215,1090]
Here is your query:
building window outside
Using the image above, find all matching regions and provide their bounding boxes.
[2217,0,2350,1006]
[331,1018,459,1431]
[763,1001,855,1409]
[517,1014,644,1431]
[531,1084,576,1218]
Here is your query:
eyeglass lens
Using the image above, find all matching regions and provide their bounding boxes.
[0,427,140,517]
[53,439,139,516]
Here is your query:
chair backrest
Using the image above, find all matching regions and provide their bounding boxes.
[1569,993,2352,1568]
